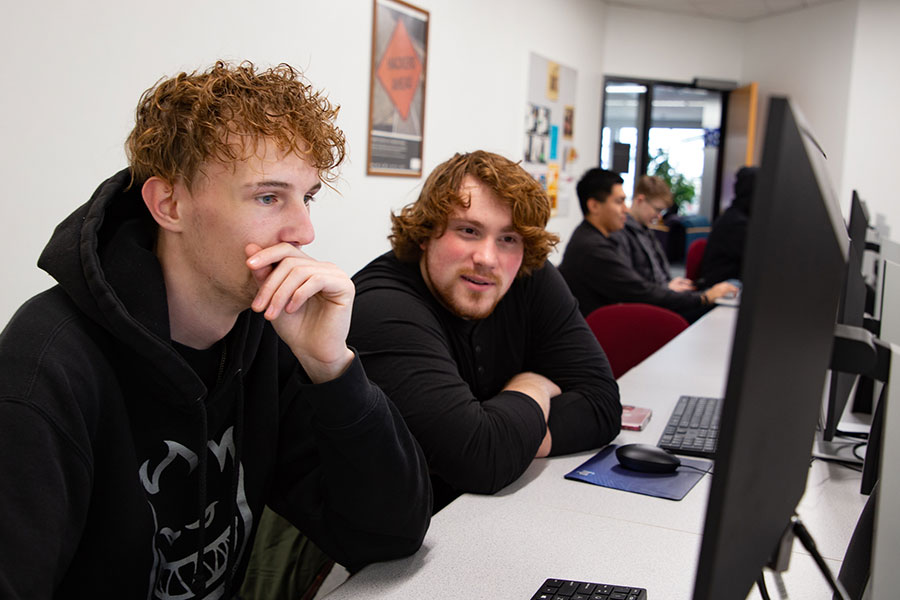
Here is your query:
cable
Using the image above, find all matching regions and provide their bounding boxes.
[810,455,863,472]
[757,573,772,600]
[678,463,713,475]
[852,441,868,463]
[791,517,851,600]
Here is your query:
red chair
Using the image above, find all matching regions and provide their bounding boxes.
[685,237,708,282]
[585,303,689,378]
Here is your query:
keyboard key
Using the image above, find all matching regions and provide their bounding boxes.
[556,581,579,596]
[541,586,559,594]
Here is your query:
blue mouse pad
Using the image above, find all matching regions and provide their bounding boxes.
[564,445,712,501]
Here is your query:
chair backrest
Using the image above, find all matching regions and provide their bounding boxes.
[585,303,689,378]
[685,237,708,282]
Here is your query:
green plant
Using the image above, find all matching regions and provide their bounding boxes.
[648,150,696,215]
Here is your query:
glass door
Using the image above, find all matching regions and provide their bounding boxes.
[647,84,723,221]
[600,78,725,221]
[600,80,647,201]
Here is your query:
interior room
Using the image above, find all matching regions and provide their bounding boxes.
[1,0,897,598]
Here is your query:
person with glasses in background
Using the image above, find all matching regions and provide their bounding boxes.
[613,175,695,292]
[559,169,737,323]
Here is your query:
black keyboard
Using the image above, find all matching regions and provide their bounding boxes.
[657,395,722,458]
[531,578,647,600]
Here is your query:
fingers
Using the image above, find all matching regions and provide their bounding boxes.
[245,243,270,287]
[669,277,696,292]
[707,282,739,300]
[245,243,353,320]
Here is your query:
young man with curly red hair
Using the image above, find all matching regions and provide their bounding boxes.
[349,151,622,510]
[0,61,430,599]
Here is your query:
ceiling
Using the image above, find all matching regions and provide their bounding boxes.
[605,0,842,22]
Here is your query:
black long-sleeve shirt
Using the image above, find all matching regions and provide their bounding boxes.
[349,252,621,507]
[697,206,749,288]
[559,220,706,318]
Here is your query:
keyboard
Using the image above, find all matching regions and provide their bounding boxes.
[657,395,722,458]
[531,578,647,600]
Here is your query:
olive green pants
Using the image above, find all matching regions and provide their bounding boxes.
[240,508,334,600]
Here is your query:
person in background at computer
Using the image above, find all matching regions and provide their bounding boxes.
[558,168,738,323]
[348,151,622,511]
[613,174,695,292]
[0,60,431,599]
[696,166,759,289]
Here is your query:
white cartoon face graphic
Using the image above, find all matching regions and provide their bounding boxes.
[139,427,253,599]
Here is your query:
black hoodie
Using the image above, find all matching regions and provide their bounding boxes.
[0,169,431,598]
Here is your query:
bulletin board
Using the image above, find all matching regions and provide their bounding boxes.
[523,53,578,216]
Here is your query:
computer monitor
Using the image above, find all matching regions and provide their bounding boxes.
[824,191,871,441]
[692,97,849,599]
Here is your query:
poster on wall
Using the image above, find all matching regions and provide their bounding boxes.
[524,53,578,216]
[367,0,429,177]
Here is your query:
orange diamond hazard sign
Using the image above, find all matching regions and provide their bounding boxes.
[376,20,422,120]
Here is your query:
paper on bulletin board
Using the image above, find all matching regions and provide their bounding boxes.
[546,61,560,101]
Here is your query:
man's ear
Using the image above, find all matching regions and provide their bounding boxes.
[142,176,183,233]
[586,197,602,214]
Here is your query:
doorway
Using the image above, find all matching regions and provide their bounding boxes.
[600,77,727,222]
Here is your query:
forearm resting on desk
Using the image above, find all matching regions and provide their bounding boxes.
[504,372,559,458]
[503,371,559,421]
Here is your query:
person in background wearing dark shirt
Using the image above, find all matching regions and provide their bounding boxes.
[0,60,430,600]
[558,168,737,322]
[614,175,695,292]
[349,151,622,511]
[696,166,759,289]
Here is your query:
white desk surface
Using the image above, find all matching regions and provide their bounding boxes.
[324,306,869,600]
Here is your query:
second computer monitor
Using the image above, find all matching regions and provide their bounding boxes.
[824,191,871,441]
[692,96,848,599]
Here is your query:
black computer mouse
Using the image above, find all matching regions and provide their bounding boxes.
[615,443,681,474]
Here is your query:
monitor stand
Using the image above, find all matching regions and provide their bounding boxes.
[812,436,865,466]
[813,404,872,466]
[765,516,852,600]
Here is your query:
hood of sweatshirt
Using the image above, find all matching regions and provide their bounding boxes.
[37,168,264,408]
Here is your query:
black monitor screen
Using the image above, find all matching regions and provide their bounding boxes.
[824,191,870,441]
[692,97,849,599]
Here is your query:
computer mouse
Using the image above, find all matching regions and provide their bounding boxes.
[615,443,681,474]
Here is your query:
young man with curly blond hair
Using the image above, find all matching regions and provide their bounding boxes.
[349,151,622,510]
[0,61,430,599]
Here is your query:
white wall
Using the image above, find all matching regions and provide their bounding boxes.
[3,0,899,329]
[841,0,900,239]
[602,5,745,83]
[742,0,859,214]
[0,0,609,328]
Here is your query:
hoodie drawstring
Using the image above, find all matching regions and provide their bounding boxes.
[191,398,209,596]
[222,370,245,599]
